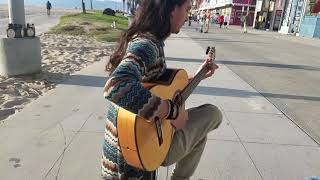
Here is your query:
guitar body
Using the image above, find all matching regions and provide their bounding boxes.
[117,69,189,171]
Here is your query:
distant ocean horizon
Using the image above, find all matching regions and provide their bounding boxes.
[0,0,125,10]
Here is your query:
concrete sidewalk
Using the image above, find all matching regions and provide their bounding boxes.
[0,31,319,180]
[227,25,320,48]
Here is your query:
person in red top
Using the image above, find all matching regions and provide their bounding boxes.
[219,15,224,28]
[313,0,320,13]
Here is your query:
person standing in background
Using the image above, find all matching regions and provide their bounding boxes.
[188,12,192,26]
[199,10,205,33]
[241,14,248,33]
[218,14,224,28]
[224,14,230,28]
[46,1,52,16]
[312,0,320,13]
[204,10,211,33]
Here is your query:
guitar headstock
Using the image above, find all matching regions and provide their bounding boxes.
[206,46,216,61]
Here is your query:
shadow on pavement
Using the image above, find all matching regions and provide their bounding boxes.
[166,57,320,71]
[61,74,108,87]
[194,86,320,102]
[219,60,320,71]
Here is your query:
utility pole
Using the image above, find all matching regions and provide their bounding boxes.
[90,0,93,10]
[0,0,41,77]
[8,0,25,25]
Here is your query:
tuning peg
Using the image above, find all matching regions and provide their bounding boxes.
[206,46,210,54]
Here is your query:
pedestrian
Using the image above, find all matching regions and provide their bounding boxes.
[219,14,224,28]
[101,0,222,179]
[188,12,192,26]
[313,0,320,13]
[46,1,52,16]
[197,12,200,24]
[199,10,205,33]
[241,14,248,33]
[204,10,211,33]
[224,14,230,28]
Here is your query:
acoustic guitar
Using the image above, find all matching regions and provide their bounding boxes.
[117,46,216,171]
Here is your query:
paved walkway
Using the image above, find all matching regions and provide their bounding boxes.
[227,25,320,48]
[0,30,319,180]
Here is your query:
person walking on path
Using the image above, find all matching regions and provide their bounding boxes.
[241,14,248,33]
[312,0,320,13]
[204,10,211,33]
[188,12,192,26]
[46,1,52,16]
[224,14,230,28]
[101,0,223,179]
[218,14,224,28]
[199,10,205,33]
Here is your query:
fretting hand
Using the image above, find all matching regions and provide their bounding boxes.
[195,57,219,80]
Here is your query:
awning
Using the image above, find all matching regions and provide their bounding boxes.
[199,6,215,10]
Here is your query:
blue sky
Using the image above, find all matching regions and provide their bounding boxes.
[0,0,124,10]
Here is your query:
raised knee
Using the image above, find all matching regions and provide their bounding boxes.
[203,104,222,130]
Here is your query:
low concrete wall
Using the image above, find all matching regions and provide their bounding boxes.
[0,37,41,77]
[299,16,320,38]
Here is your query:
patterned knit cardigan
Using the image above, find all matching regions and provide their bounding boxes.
[101,34,168,179]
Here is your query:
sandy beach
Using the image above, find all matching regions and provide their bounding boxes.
[0,33,116,121]
[0,5,81,19]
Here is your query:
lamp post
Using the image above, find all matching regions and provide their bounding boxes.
[8,0,26,25]
[0,0,41,77]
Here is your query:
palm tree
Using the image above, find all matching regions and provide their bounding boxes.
[125,0,140,14]
[123,0,125,12]
[81,0,86,13]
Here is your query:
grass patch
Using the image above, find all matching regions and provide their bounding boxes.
[49,12,128,42]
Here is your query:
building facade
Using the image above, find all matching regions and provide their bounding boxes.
[279,0,306,34]
[253,0,286,30]
[199,0,256,26]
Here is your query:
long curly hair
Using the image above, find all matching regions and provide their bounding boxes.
[106,0,188,74]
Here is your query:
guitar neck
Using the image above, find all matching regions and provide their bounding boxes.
[180,66,208,104]
[176,46,215,106]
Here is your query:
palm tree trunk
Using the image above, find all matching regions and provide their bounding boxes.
[123,0,125,12]
[82,0,86,13]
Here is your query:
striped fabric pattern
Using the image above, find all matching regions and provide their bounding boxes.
[101,33,166,179]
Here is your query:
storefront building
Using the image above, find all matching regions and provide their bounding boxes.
[299,0,320,38]
[278,0,306,34]
[253,0,286,30]
[199,0,256,26]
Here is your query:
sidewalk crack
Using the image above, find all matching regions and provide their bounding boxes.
[42,112,94,180]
